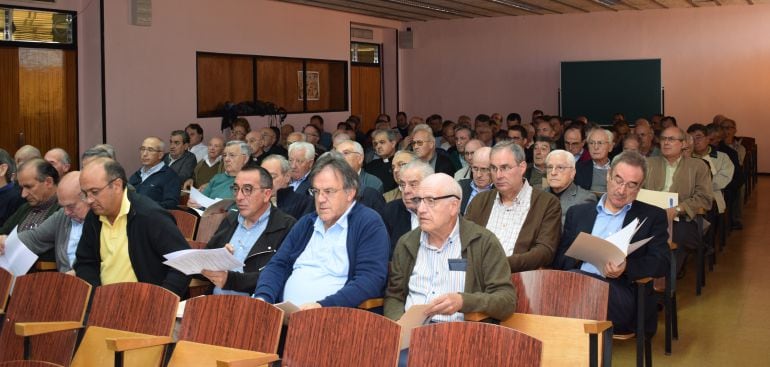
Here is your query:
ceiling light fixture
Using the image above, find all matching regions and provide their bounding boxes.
[385,0,464,15]
[490,0,538,12]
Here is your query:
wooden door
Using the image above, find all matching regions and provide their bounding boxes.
[351,64,381,134]
[0,46,78,166]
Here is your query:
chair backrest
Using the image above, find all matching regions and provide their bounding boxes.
[170,209,198,240]
[282,307,400,367]
[0,361,63,367]
[513,270,609,320]
[409,322,542,367]
[0,267,12,314]
[0,272,92,366]
[177,295,283,353]
[194,212,228,243]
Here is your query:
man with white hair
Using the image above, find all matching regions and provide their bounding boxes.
[411,124,456,177]
[453,139,482,181]
[383,150,417,203]
[261,155,314,220]
[128,137,180,209]
[14,145,42,167]
[575,128,613,192]
[544,150,596,224]
[288,142,316,196]
[382,160,434,257]
[44,148,72,178]
[365,129,400,192]
[459,147,493,214]
[336,140,384,194]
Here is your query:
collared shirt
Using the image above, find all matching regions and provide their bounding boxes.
[18,196,57,232]
[574,148,585,161]
[410,209,419,230]
[428,153,438,170]
[580,195,633,276]
[283,202,355,305]
[406,218,464,322]
[204,155,222,168]
[487,180,533,256]
[663,156,682,191]
[67,219,83,268]
[99,189,138,284]
[465,181,492,215]
[289,172,310,192]
[202,173,235,199]
[140,161,165,183]
[214,207,272,296]
[190,143,208,162]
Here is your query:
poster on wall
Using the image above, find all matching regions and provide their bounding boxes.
[297,71,320,101]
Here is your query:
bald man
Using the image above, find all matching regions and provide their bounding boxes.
[0,172,88,273]
[127,137,181,209]
[45,148,72,178]
[459,146,493,214]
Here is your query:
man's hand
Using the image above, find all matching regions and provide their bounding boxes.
[299,302,322,311]
[182,179,193,191]
[604,261,627,279]
[224,243,234,254]
[0,235,6,256]
[187,198,201,209]
[426,293,463,316]
[201,269,228,288]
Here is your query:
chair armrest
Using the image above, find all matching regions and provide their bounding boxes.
[464,312,491,322]
[190,278,212,287]
[358,298,383,310]
[634,277,653,284]
[669,241,678,250]
[583,320,613,335]
[216,354,279,367]
[105,336,174,352]
[15,321,83,337]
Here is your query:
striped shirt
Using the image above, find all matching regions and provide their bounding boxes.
[405,218,465,322]
[487,180,533,256]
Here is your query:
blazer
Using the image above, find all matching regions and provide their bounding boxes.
[128,164,181,209]
[382,199,412,258]
[693,149,733,213]
[433,153,457,177]
[206,207,296,293]
[574,159,595,191]
[276,187,314,220]
[643,156,714,220]
[464,187,562,272]
[459,179,492,215]
[163,151,197,183]
[546,183,597,224]
[18,208,77,272]
[360,171,384,194]
[294,177,311,197]
[364,157,397,193]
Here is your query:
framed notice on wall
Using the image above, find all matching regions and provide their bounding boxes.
[298,71,320,101]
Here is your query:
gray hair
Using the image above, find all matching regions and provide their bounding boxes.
[588,128,614,146]
[0,149,16,182]
[309,151,359,197]
[288,132,306,142]
[170,129,190,144]
[226,140,252,156]
[610,151,648,181]
[411,124,435,142]
[262,154,291,175]
[394,150,417,161]
[491,141,526,164]
[47,148,71,165]
[340,140,364,155]
[400,159,434,180]
[93,144,116,160]
[289,141,315,161]
[81,147,112,163]
[545,149,576,168]
[373,128,398,142]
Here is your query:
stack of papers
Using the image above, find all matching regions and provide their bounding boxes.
[0,227,38,276]
[189,187,234,216]
[162,248,244,275]
[565,218,653,276]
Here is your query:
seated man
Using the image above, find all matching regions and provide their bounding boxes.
[163,130,198,184]
[246,130,268,165]
[634,121,661,158]
[0,149,25,227]
[544,150,597,224]
[128,137,180,209]
[525,136,551,189]
[688,124,733,216]
[411,124,456,176]
[76,158,190,297]
[453,139,482,181]
[44,148,72,178]
[186,136,225,190]
[563,124,590,163]
[459,147,493,214]
[0,171,87,273]
[384,173,516,322]
[253,152,389,309]
[288,142,315,195]
[383,160,434,257]
[383,150,417,203]
[14,145,41,167]
[201,165,296,295]
[261,127,288,157]
[261,155,314,220]
[553,152,669,335]
[185,123,208,162]
[575,128,613,192]
[465,141,561,273]
[365,128,400,192]
[336,140,384,194]
[302,124,328,158]
[198,141,250,201]
[0,159,60,237]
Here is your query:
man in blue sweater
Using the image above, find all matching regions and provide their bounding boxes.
[253,151,389,309]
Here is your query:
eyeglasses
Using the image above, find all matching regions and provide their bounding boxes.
[224,153,246,159]
[587,140,608,147]
[660,136,684,143]
[412,140,427,147]
[231,184,265,197]
[410,195,459,208]
[393,161,409,170]
[610,175,640,191]
[308,187,344,198]
[398,181,420,191]
[139,147,162,153]
[471,166,490,174]
[489,164,518,174]
[80,178,118,200]
[340,150,361,156]
[546,165,571,173]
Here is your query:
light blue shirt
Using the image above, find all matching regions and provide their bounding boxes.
[140,161,165,182]
[67,220,83,268]
[465,181,492,215]
[289,172,310,192]
[214,207,271,296]
[580,195,633,276]
[282,202,355,305]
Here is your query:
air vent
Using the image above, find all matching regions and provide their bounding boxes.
[351,27,373,40]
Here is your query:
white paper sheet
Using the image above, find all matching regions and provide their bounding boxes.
[565,218,653,276]
[275,301,300,324]
[0,227,39,276]
[162,247,243,275]
[190,187,222,208]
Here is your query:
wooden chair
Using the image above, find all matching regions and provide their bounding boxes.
[194,212,228,243]
[185,240,214,298]
[0,361,62,367]
[163,295,282,366]
[409,322,542,367]
[282,307,400,367]
[0,267,12,316]
[170,209,199,241]
[0,272,91,366]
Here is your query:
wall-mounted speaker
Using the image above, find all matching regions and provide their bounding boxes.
[130,0,152,27]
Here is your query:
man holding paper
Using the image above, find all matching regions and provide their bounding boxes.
[187,141,251,207]
[553,151,669,335]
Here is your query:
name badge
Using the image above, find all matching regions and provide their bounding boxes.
[448,258,467,272]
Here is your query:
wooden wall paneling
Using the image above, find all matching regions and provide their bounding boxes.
[351,65,381,133]
[64,49,79,168]
[256,58,304,113]
[0,47,21,154]
[305,61,347,112]
[196,53,254,116]
[304,61,330,112]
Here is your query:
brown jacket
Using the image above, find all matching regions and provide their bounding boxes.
[464,187,562,272]
[643,156,713,220]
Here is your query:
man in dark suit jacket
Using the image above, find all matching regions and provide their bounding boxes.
[553,151,669,335]
[260,155,314,220]
[575,128,613,192]
[129,137,181,209]
[412,125,456,177]
[382,160,434,257]
[459,147,493,214]
[163,130,197,184]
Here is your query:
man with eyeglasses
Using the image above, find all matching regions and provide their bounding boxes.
[261,155,314,220]
[644,126,713,273]
[336,140,383,194]
[465,141,562,273]
[365,129,400,193]
[716,118,746,229]
[452,125,474,170]
[287,142,315,196]
[383,160,434,257]
[162,130,197,184]
[302,124,328,158]
[543,150,596,224]
[575,128,614,192]
[633,120,661,158]
[524,136,552,189]
[507,125,533,163]
[200,165,296,295]
[75,158,190,297]
[411,124,456,177]
[254,152,389,310]
[385,173,516,366]
[0,172,87,273]
[188,141,251,209]
[553,151,669,337]
[688,124,733,217]
[127,137,180,209]
[245,130,268,165]
[1,159,61,238]
[453,139,482,181]
[383,151,417,203]
[563,124,590,163]
[459,147,493,214]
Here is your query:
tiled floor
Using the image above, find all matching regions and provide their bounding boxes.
[613,177,770,366]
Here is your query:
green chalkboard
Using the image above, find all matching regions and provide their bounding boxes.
[560,59,661,124]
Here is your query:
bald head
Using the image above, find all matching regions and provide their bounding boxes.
[464,139,484,164]
[45,148,71,178]
[57,171,90,223]
[15,145,42,166]
[58,171,81,197]
[417,173,462,238]
[420,173,462,200]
